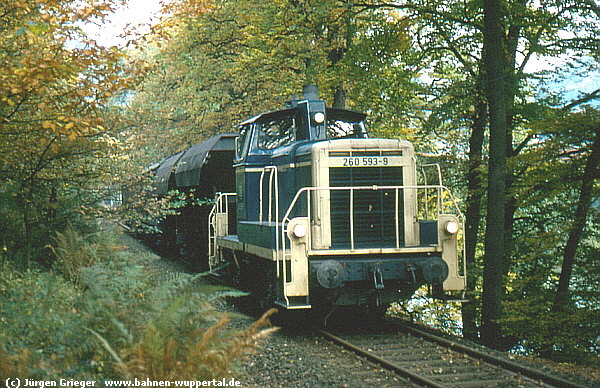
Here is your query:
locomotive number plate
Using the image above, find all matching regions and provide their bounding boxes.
[329,156,403,167]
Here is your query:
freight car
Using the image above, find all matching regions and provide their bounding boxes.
[153,86,466,319]
[151,133,237,266]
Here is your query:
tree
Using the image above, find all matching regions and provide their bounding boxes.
[499,106,600,360]
[128,0,416,160]
[553,109,600,309]
[0,0,140,262]
[481,0,509,346]
[355,0,600,346]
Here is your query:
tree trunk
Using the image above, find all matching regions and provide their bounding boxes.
[554,127,600,309]
[333,85,346,109]
[501,2,523,280]
[481,0,509,347]
[462,86,487,341]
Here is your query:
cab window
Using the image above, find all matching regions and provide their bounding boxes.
[326,108,368,139]
[257,115,296,150]
[236,125,251,160]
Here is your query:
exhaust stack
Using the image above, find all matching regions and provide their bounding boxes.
[303,85,319,101]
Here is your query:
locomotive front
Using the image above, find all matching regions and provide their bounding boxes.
[209,86,466,316]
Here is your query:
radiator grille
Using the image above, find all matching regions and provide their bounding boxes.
[329,166,404,249]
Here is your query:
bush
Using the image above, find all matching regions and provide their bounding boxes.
[0,224,275,382]
[47,224,110,283]
[502,296,600,364]
[0,264,86,379]
[389,287,464,335]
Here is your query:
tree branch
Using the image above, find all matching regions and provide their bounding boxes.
[562,88,600,111]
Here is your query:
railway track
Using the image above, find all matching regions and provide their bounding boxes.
[318,321,588,388]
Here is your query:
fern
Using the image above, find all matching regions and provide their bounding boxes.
[1,224,275,382]
[0,344,30,381]
[113,309,279,381]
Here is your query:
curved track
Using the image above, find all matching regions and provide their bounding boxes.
[318,322,588,388]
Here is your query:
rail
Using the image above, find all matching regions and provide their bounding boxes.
[420,163,444,220]
[281,184,464,247]
[259,166,279,223]
[319,324,589,388]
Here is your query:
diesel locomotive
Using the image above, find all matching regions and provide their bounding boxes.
[152,86,466,319]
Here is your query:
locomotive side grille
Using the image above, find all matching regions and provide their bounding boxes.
[329,166,404,249]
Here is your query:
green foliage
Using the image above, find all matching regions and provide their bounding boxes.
[502,295,600,364]
[0,225,273,381]
[0,264,86,379]
[0,0,145,263]
[0,183,25,260]
[47,224,108,283]
[126,0,421,164]
[117,183,216,239]
[165,189,216,210]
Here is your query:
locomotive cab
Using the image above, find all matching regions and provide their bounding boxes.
[209,86,466,315]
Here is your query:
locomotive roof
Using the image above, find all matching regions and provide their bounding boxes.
[239,106,367,126]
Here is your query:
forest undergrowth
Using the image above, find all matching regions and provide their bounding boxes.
[0,222,276,383]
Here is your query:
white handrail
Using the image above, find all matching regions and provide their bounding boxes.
[278,184,465,277]
[209,183,466,303]
[258,166,279,224]
[208,192,236,271]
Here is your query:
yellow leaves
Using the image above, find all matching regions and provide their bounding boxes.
[40,118,82,140]
[14,1,32,12]
[37,56,56,69]
[13,67,27,77]
[40,136,49,148]
[38,135,60,154]
[1,0,136,175]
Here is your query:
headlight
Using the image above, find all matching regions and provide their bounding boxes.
[313,112,325,124]
[444,220,459,235]
[293,223,307,238]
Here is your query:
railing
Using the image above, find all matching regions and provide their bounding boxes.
[278,184,466,291]
[208,169,466,299]
[281,184,463,247]
[208,192,236,271]
[420,164,444,220]
[259,166,279,223]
